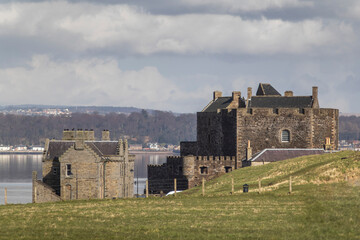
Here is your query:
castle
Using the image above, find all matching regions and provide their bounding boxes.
[148,83,339,193]
[32,129,134,203]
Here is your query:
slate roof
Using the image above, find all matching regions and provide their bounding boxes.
[46,141,119,160]
[245,148,325,163]
[86,141,118,156]
[202,97,233,112]
[256,83,281,96]
[249,96,313,108]
[46,141,74,160]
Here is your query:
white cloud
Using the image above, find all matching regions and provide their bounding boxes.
[0,1,354,56]
[179,0,313,12]
[0,55,213,112]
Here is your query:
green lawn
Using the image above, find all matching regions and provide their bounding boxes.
[0,151,359,240]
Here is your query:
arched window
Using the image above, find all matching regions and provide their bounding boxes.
[281,130,290,142]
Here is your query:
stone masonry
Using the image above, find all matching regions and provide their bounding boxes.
[148,83,339,194]
[32,129,134,203]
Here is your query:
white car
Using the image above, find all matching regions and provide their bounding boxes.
[166,190,183,196]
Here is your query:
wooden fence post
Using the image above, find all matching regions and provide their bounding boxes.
[34,186,37,203]
[4,188,7,205]
[202,178,205,196]
[258,178,262,193]
[174,178,177,197]
[146,180,149,198]
[289,176,292,194]
[231,176,234,195]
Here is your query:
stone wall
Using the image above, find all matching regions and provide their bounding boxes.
[60,146,101,200]
[186,155,236,188]
[42,159,60,195]
[32,172,61,203]
[147,155,235,193]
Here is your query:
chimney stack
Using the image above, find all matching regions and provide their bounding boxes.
[284,91,293,97]
[312,86,319,108]
[247,87,252,100]
[232,91,241,101]
[213,91,222,100]
[102,130,110,141]
[246,140,252,160]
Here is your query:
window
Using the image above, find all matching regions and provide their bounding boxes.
[225,166,232,173]
[66,164,72,176]
[53,167,58,175]
[281,130,290,142]
[273,108,279,114]
[200,166,208,175]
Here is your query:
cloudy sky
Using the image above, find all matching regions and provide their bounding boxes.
[0,0,359,113]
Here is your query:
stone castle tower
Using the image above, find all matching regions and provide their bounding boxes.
[148,83,339,193]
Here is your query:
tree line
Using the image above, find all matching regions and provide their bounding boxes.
[0,110,196,146]
[0,113,358,146]
[339,116,360,140]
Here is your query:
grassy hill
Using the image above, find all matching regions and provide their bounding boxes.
[0,151,359,240]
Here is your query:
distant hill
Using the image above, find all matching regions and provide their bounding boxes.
[340,115,360,140]
[0,110,196,146]
[0,104,159,115]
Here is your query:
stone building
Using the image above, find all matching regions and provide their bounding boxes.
[32,129,134,203]
[148,83,339,193]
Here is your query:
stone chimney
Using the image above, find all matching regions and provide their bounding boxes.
[246,140,252,160]
[284,91,293,97]
[312,86,319,108]
[247,87,252,100]
[229,91,241,108]
[213,91,222,100]
[102,130,110,141]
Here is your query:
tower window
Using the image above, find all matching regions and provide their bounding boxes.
[281,130,290,142]
[200,166,208,175]
[66,164,72,176]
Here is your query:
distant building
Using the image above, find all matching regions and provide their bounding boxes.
[129,144,143,151]
[31,146,45,152]
[14,145,27,151]
[32,129,134,203]
[148,83,339,194]
[0,145,11,151]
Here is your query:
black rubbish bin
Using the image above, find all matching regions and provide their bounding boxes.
[243,184,249,193]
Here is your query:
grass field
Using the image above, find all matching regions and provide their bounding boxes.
[0,151,359,240]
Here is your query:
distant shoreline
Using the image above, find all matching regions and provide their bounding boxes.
[0,150,177,155]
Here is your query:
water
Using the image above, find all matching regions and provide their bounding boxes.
[0,153,170,204]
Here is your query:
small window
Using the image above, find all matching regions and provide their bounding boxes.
[53,167,58,175]
[273,108,279,114]
[281,130,290,142]
[66,164,72,176]
[225,166,232,173]
[200,166,208,175]
[299,108,305,114]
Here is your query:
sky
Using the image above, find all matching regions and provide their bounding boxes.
[0,0,359,113]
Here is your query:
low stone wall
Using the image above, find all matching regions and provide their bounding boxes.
[32,171,61,203]
[33,180,61,203]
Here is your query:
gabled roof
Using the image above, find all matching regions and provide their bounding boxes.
[46,141,74,160]
[249,96,313,108]
[245,148,325,163]
[202,97,233,112]
[45,141,119,160]
[256,83,281,96]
